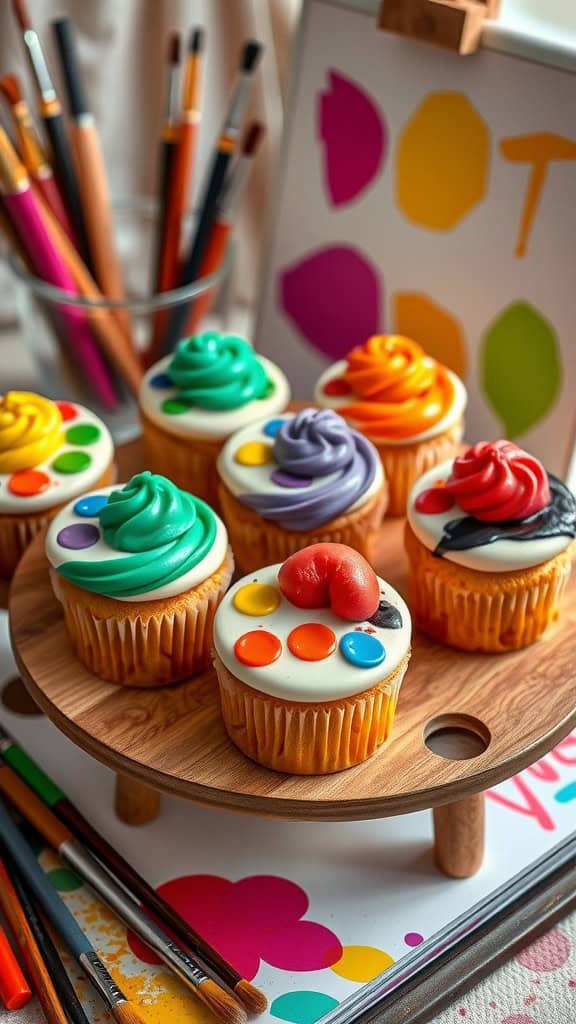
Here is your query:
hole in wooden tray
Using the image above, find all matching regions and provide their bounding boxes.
[424,714,491,761]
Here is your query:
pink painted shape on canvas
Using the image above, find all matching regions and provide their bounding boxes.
[318,70,387,207]
[279,245,382,360]
[127,874,343,981]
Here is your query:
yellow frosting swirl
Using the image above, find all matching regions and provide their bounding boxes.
[0,392,65,473]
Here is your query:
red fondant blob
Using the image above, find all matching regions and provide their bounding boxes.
[415,487,455,514]
[55,401,78,422]
[278,543,380,622]
[445,440,550,522]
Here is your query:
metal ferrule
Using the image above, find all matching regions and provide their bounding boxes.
[24,31,56,100]
[79,951,125,1007]
[223,72,251,138]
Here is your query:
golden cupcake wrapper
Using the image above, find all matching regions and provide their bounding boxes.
[405,522,574,652]
[0,464,114,580]
[51,548,234,687]
[141,410,223,510]
[377,419,464,517]
[214,652,410,774]
[218,481,388,575]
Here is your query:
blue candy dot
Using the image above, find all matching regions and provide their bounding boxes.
[340,632,386,668]
[149,372,173,389]
[74,495,109,518]
[263,418,286,438]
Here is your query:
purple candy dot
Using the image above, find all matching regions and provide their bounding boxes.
[57,523,100,550]
[271,470,312,489]
[404,932,423,947]
[149,372,173,389]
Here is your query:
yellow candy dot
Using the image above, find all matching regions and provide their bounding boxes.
[331,945,395,983]
[234,441,273,466]
[233,583,281,617]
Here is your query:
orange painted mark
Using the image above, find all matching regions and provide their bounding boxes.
[8,469,51,497]
[393,292,467,379]
[287,623,337,662]
[500,132,576,258]
[234,630,282,667]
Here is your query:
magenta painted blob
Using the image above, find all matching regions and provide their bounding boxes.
[404,932,424,947]
[279,246,382,360]
[318,70,386,207]
[127,874,342,980]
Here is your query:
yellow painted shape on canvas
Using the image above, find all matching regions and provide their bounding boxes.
[396,92,490,229]
[500,132,576,257]
[394,292,468,378]
[331,944,395,982]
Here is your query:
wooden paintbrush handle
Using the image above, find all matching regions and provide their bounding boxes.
[0,766,71,850]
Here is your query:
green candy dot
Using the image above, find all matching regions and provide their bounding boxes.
[161,398,193,415]
[52,451,92,474]
[66,424,101,446]
[47,867,83,892]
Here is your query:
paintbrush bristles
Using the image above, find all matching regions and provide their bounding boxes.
[191,27,205,54]
[110,1001,147,1024]
[234,979,268,1014]
[168,32,180,65]
[12,0,31,32]
[0,74,22,105]
[198,979,247,1024]
[241,41,262,73]
[243,121,264,157]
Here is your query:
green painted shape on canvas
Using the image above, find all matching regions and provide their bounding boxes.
[481,301,562,438]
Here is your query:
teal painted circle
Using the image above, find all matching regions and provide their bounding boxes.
[271,992,339,1024]
[65,424,101,445]
[52,451,91,474]
[340,632,386,668]
[161,397,193,415]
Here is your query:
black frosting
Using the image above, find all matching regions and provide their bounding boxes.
[435,474,576,557]
[368,599,403,629]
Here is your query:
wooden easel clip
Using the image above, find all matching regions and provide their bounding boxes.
[378,0,501,55]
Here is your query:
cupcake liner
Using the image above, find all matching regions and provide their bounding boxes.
[141,411,223,510]
[214,652,410,774]
[218,482,388,575]
[51,548,234,687]
[378,419,463,517]
[404,522,574,652]
[0,464,114,580]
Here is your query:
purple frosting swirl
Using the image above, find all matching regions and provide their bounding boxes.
[240,408,379,531]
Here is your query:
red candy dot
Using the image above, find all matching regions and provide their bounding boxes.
[415,487,455,514]
[234,630,282,668]
[8,469,51,497]
[287,623,337,662]
[56,401,78,422]
[323,377,351,397]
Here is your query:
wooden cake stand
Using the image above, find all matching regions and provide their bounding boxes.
[9,502,576,879]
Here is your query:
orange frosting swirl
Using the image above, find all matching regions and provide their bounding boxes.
[340,335,456,440]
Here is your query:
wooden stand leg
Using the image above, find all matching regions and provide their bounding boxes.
[115,774,161,826]
[433,792,485,878]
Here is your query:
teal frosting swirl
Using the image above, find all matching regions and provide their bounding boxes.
[57,472,217,598]
[168,332,271,411]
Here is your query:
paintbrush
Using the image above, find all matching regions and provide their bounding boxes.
[0,915,31,1010]
[0,801,144,1024]
[151,31,181,293]
[0,726,266,1013]
[0,765,248,1024]
[160,39,262,356]
[11,0,93,268]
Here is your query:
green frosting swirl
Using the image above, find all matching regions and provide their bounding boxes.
[57,472,217,598]
[168,332,271,411]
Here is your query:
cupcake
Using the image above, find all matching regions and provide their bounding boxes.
[0,391,114,578]
[213,543,411,774]
[217,408,387,573]
[315,335,467,516]
[139,331,290,508]
[405,441,576,652]
[46,471,233,687]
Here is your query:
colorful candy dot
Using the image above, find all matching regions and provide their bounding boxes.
[8,469,51,497]
[323,377,351,397]
[404,932,424,947]
[52,451,91,474]
[288,624,336,662]
[271,470,312,489]
[235,441,274,466]
[233,583,281,617]
[263,418,286,438]
[74,494,109,517]
[368,600,403,629]
[415,487,455,514]
[56,401,77,422]
[340,632,385,668]
[161,398,192,415]
[149,372,173,389]
[65,424,101,445]
[270,991,339,1024]
[331,945,394,983]
[234,630,282,667]
[57,523,100,550]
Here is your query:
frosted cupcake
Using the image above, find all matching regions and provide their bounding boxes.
[405,441,576,652]
[46,471,233,687]
[0,391,114,578]
[139,331,290,508]
[217,408,387,573]
[213,543,411,774]
[315,335,467,516]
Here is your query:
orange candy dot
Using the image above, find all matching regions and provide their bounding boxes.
[287,623,337,662]
[8,469,51,497]
[234,630,282,667]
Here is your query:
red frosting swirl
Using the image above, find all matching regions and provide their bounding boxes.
[445,441,550,522]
